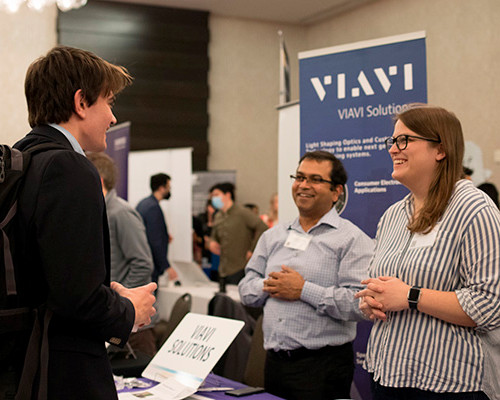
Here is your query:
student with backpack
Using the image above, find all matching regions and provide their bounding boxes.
[1,46,157,399]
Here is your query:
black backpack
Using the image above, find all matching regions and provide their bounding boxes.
[0,143,66,400]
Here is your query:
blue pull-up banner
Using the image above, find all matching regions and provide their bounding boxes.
[299,32,427,400]
[299,31,426,238]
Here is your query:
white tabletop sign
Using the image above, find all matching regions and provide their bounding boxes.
[123,313,244,400]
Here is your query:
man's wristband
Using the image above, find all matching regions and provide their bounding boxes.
[407,286,421,310]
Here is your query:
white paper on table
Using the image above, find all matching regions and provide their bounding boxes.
[149,377,197,400]
[117,378,196,400]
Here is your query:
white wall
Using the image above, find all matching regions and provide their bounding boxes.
[128,148,193,263]
[207,16,307,213]
[277,102,300,223]
[0,5,57,146]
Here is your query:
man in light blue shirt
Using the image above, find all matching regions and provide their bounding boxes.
[239,150,373,400]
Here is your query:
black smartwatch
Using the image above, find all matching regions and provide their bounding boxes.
[407,286,421,310]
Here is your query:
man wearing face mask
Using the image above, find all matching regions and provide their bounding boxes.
[209,182,268,284]
[136,173,178,284]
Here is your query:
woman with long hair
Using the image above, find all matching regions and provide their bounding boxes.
[356,104,500,399]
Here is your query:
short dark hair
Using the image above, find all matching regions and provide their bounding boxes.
[244,203,259,213]
[87,152,117,191]
[299,151,347,187]
[150,173,171,192]
[25,45,133,128]
[463,166,473,177]
[210,182,235,200]
[478,183,499,208]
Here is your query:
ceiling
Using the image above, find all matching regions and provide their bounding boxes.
[103,0,375,25]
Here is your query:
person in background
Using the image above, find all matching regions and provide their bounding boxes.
[244,203,260,215]
[239,151,373,400]
[463,165,474,180]
[202,198,216,237]
[11,45,156,399]
[136,173,178,285]
[192,215,204,266]
[209,182,268,284]
[88,152,158,356]
[260,192,278,228]
[193,199,220,279]
[356,104,500,400]
[478,182,499,208]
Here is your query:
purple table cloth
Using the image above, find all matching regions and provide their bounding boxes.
[118,373,284,400]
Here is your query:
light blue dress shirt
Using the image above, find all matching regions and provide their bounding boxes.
[48,123,85,156]
[239,207,374,352]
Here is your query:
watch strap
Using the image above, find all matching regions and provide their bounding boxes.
[407,286,421,310]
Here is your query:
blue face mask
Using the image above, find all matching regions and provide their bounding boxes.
[211,196,224,210]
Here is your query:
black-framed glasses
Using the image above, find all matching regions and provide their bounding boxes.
[290,174,335,186]
[385,134,441,151]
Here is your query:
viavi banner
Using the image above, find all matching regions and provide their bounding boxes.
[299,32,427,400]
[299,31,427,238]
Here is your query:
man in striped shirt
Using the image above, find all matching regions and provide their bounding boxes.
[239,151,373,400]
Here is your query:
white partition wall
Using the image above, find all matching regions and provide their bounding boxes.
[128,148,193,263]
[277,101,300,224]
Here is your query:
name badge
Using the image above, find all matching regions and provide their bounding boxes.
[284,230,312,251]
[408,223,440,250]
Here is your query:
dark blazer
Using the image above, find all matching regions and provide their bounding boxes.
[136,195,170,283]
[14,125,135,399]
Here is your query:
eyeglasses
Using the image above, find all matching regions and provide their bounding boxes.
[290,174,335,186]
[385,134,441,151]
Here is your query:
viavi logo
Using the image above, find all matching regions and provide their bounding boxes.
[310,63,413,102]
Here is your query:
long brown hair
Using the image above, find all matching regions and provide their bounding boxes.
[395,104,464,233]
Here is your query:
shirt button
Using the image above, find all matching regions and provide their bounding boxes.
[278,318,282,322]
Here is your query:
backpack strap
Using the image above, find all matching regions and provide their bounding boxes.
[1,142,66,400]
[14,307,53,400]
[1,146,24,296]
[0,145,22,182]
[1,201,17,296]
[24,142,69,156]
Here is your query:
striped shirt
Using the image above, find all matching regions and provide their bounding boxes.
[364,179,500,392]
[239,207,374,351]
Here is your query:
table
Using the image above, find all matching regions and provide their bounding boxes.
[118,373,284,400]
[156,282,241,320]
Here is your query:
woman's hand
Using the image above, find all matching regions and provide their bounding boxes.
[358,295,387,321]
[355,276,411,313]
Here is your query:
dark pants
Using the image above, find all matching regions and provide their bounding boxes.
[265,342,354,400]
[371,379,490,400]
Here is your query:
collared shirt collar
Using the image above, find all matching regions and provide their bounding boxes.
[288,206,340,233]
[105,188,117,203]
[48,123,85,156]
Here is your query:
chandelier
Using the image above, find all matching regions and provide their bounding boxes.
[0,0,86,13]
